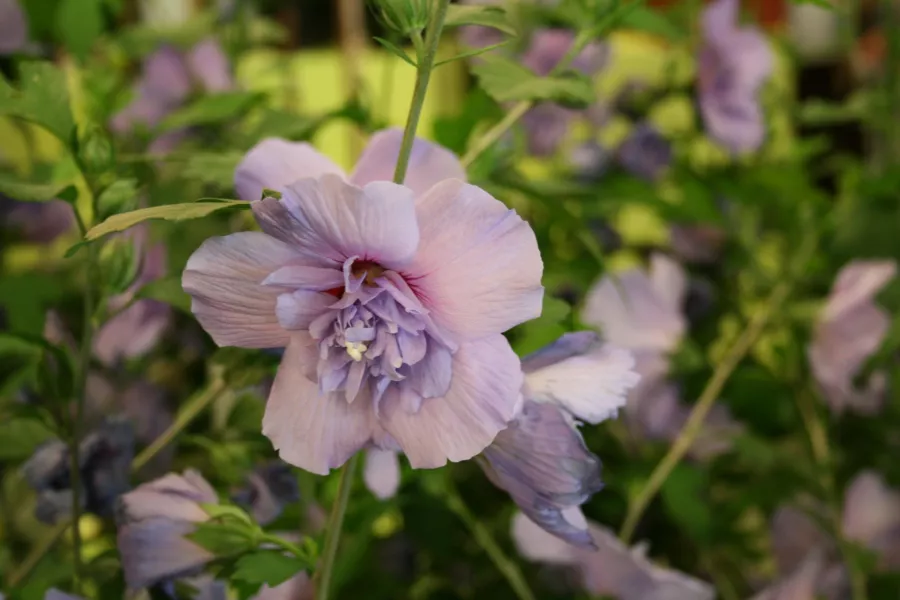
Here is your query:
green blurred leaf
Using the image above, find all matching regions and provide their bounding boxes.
[96,178,138,220]
[136,276,192,314]
[187,521,254,556]
[0,333,43,396]
[85,199,249,241]
[0,174,76,203]
[445,5,516,35]
[471,54,595,107]
[158,92,265,133]
[660,464,713,543]
[201,503,256,527]
[181,152,242,189]
[791,0,833,8]
[232,550,307,587]
[0,61,76,144]
[0,417,55,461]
[56,0,103,61]
[618,6,684,40]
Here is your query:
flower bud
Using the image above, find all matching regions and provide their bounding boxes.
[373,0,432,36]
[99,236,139,296]
[77,124,115,174]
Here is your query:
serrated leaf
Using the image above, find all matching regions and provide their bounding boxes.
[201,503,256,527]
[617,6,684,40]
[232,550,307,586]
[85,199,250,241]
[56,0,104,61]
[444,5,516,35]
[158,91,265,133]
[0,62,76,144]
[471,54,594,106]
[0,174,76,203]
[373,37,417,68]
[136,276,191,313]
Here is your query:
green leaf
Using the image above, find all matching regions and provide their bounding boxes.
[158,91,265,133]
[791,0,833,8]
[434,41,511,68]
[660,464,713,543]
[135,277,192,313]
[181,152,242,189]
[96,178,138,220]
[471,55,595,107]
[56,0,104,61]
[0,61,76,144]
[0,333,43,395]
[445,5,516,35]
[187,522,254,556]
[0,417,55,461]
[201,503,256,527]
[373,37,417,68]
[232,551,307,587]
[0,174,76,203]
[618,6,684,40]
[85,199,250,241]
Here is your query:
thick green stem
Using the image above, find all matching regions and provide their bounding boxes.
[392,0,452,184]
[314,454,359,600]
[444,481,536,600]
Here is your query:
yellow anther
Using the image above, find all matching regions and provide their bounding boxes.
[345,341,368,362]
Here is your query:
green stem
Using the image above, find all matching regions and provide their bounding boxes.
[260,533,308,561]
[619,229,817,543]
[314,454,359,600]
[392,0,452,184]
[7,378,228,589]
[444,481,536,600]
[460,28,595,168]
[795,390,868,600]
[131,378,227,473]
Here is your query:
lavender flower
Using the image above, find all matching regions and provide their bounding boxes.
[93,226,172,366]
[583,255,739,458]
[0,195,75,244]
[22,417,134,523]
[808,260,896,415]
[0,0,28,54]
[750,552,825,600]
[232,462,300,525]
[770,471,900,597]
[697,0,774,154]
[513,512,715,599]
[617,122,672,182]
[480,333,638,547]
[183,128,543,475]
[111,39,233,150]
[116,470,218,589]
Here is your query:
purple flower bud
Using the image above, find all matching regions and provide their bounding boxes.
[617,123,672,181]
[0,195,75,244]
[0,0,28,54]
[22,417,135,523]
[116,470,218,589]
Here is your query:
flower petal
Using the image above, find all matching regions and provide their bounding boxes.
[272,175,420,269]
[511,510,584,565]
[262,265,345,290]
[583,263,686,353]
[275,290,335,330]
[235,139,346,201]
[350,128,466,197]
[0,0,28,54]
[262,334,375,475]
[701,0,739,46]
[185,38,233,92]
[380,334,522,468]
[842,471,900,550]
[363,448,401,500]
[183,232,302,348]
[484,401,601,547]
[648,254,688,316]
[118,517,213,589]
[405,180,543,340]
[823,260,896,321]
[749,552,825,600]
[522,333,639,424]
